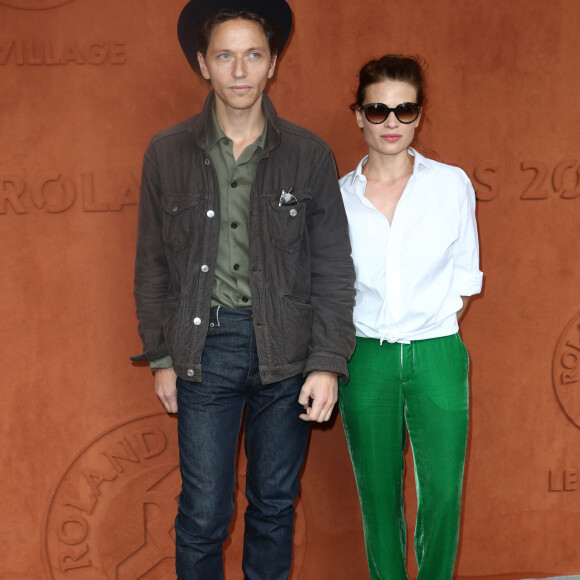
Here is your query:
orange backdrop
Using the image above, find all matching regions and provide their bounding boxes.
[1,0,580,578]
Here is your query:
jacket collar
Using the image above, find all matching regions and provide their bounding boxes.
[190,90,281,155]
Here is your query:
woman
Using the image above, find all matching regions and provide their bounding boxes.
[339,54,483,579]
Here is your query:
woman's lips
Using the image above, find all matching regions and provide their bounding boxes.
[382,134,401,143]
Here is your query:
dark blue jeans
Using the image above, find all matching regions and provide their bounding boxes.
[175,307,310,580]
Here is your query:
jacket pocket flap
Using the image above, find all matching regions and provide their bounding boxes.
[162,194,200,216]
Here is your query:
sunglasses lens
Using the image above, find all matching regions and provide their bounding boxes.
[362,103,420,124]
[395,103,420,123]
[364,103,389,124]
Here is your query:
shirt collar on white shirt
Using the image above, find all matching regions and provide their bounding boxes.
[408,147,437,172]
[343,147,435,197]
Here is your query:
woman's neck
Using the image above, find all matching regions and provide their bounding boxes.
[363,148,414,182]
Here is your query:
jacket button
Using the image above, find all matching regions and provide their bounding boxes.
[207,210,215,218]
[193,317,202,325]
[204,159,211,166]
[172,206,178,212]
[187,369,194,377]
[201,265,209,272]
[289,209,297,217]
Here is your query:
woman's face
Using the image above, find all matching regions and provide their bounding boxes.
[356,79,421,159]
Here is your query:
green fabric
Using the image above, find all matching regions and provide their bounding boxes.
[206,107,267,309]
[149,354,173,371]
[339,333,469,580]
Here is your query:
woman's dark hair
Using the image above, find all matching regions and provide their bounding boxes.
[350,54,425,110]
[198,8,281,58]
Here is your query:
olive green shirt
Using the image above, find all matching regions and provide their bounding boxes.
[206,107,267,309]
[150,106,266,371]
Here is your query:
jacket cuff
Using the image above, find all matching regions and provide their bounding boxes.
[303,352,350,384]
[130,343,169,362]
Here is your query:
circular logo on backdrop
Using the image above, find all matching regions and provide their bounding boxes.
[553,311,580,429]
[42,414,307,578]
[0,0,74,10]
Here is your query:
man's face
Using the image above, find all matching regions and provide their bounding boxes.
[197,18,277,114]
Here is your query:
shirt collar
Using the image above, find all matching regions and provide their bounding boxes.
[344,147,435,193]
[408,147,436,172]
[206,106,224,151]
[205,105,268,154]
[342,155,368,192]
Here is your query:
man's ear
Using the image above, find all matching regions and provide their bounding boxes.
[197,51,211,80]
[267,54,278,79]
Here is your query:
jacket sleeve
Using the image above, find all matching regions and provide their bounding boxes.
[302,147,356,382]
[131,143,171,362]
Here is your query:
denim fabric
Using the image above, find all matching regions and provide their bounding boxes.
[175,307,309,580]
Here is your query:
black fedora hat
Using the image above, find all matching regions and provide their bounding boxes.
[178,0,293,74]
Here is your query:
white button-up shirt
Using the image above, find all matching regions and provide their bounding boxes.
[339,148,483,343]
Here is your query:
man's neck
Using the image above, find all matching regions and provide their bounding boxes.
[214,96,266,158]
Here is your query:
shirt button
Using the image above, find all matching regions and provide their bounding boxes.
[193,317,202,325]
[204,159,211,166]
[233,264,240,271]
[187,369,194,377]
[223,138,230,145]
[241,297,249,303]
[201,265,209,272]
[231,222,238,229]
[289,209,297,217]
[231,181,238,188]
[207,210,215,218]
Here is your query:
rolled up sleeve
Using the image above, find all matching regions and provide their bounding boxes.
[452,178,483,296]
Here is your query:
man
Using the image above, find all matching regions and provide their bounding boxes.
[131,1,355,578]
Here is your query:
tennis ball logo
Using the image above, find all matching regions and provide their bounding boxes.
[0,0,74,9]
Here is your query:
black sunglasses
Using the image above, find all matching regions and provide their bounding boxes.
[359,102,421,124]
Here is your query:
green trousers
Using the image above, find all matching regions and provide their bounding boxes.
[339,334,469,580]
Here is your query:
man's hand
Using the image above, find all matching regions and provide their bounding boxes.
[155,367,178,413]
[298,371,338,423]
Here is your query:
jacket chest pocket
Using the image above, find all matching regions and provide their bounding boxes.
[267,189,311,253]
[162,193,202,251]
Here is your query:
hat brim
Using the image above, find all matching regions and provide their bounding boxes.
[177,0,293,74]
